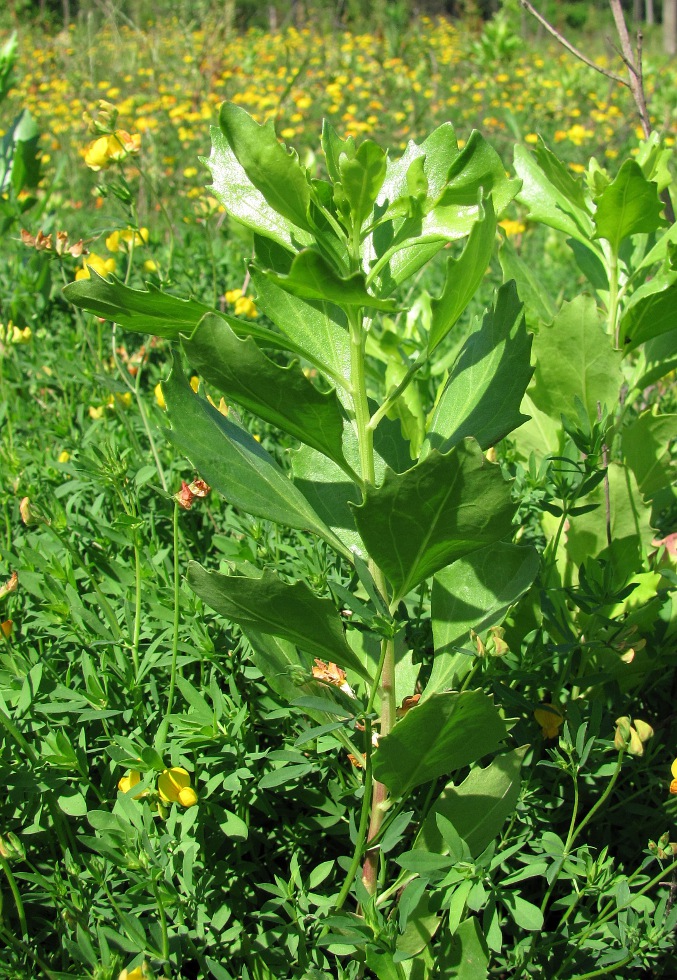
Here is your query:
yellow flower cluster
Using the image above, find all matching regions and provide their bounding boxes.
[118,766,198,808]
[225,288,258,319]
[75,252,116,280]
[0,322,32,344]
[84,129,141,170]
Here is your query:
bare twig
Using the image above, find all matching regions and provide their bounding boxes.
[608,0,651,137]
[519,0,628,86]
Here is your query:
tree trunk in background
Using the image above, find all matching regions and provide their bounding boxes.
[665,0,677,54]
[633,0,642,23]
[646,0,654,25]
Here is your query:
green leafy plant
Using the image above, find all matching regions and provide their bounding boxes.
[56,102,677,979]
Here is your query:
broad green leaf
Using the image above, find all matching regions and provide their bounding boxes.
[207,126,312,250]
[532,136,589,211]
[163,357,349,556]
[376,123,459,219]
[636,130,673,193]
[64,274,213,338]
[365,949,403,980]
[499,237,558,326]
[250,268,351,389]
[622,412,677,499]
[433,917,489,980]
[395,892,441,960]
[264,249,398,312]
[339,139,387,228]
[631,329,677,389]
[416,748,526,858]
[515,143,596,248]
[565,462,654,567]
[424,281,533,455]
[291,444,364,557]
[63,273,296,355]
[188,562,372,681]
[371,690,506,798]
[620,273,677,351]
[428,195,497,354]
[593,160,667,250]
[219,101,311,232]
[183,313,350,472]
[512,393,562,461]
[425,544,540,697]
[529,296,623,424]
[353,440,516,601]
[244,629,342,723]
[439,130,520,218]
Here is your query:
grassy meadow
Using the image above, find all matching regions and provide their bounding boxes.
[0,5,676,979]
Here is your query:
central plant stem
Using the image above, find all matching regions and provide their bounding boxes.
[348,305,397,896]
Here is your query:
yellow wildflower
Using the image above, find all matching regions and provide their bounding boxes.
[89,405,104,420]
[190,375,199,393]
[75,253,116,280]
[224,288,242,304]
[84,130,141,171]
[154,383,166,409]
[117,770,146,798]
[143,259,158,273]
[670,759,677,795]
[534,703,564,739]
[106,227,149,252]
[234,295,258,318]
[157,767,198,807]
[499,219,526,237]
[57,450,70,463]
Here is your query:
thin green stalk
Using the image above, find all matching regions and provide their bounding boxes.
[568,750,624,849]
[152,879,170,964]
[131,537,142,678]
[157,502,180,753]
[0,853,27,939]
[574,955,635,980]
[334,747,374,911]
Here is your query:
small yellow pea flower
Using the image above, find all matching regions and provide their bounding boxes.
[157,767,198,808]
[534,703,564,739]
[89,405,104,420]
[75,252,116,281]
[57,450,71,463]
[154,383,166,410]
[118,962,149,980]
[189,375,199,393]
[224,288,242,304]
[234,295,258,319]
[143,259,158,273]
[84,130,141,171]
[118,770,145,798]
[670,759,677,795]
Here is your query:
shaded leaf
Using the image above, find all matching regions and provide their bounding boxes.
[426,544,539,696]
[530,296,623,423]
[620,273,677,351]
[499,237,558,325]
[163,357,349,555]
[251,268,351,389]
[416,748,526,858]
[428,195,497,354]
[188,562,372,681]
[434,917,489,979]
[263,249,398,311]
[621,412,677,499]
[425,281,533,454]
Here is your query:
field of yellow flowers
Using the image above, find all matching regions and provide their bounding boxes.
[1,8,677,979]
[6,12,676,238]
